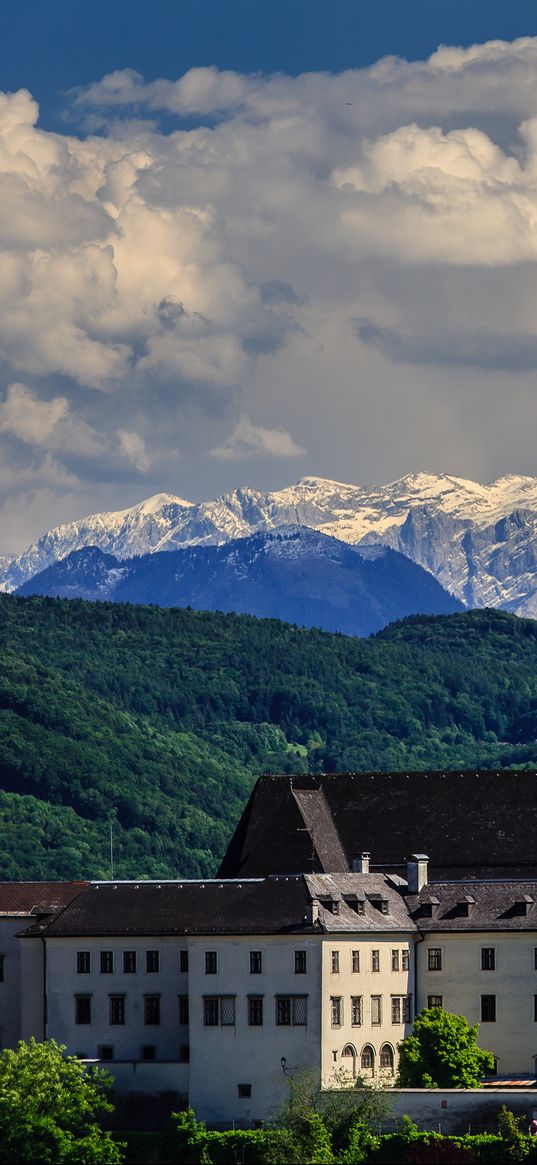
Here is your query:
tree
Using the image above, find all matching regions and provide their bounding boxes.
[397,1007,496,1088]
[0,1038,124,1163]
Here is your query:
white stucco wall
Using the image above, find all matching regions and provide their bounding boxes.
[417,931,537,1074]
[0,919,37,1049]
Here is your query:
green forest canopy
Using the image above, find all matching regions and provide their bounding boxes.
[1,595,537,880]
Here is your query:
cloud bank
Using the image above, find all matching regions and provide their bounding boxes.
[2,38,537,549]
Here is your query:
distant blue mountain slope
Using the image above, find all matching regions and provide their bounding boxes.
[17,525,463,635]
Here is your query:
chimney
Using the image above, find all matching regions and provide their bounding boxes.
[407,853,429,893]
[352,851,370,874]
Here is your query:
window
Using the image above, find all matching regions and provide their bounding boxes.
[144,996,160,1025]
[141,1045,155,1060]
[123,951,136,974]
[75,996,91,1024]
[179,995,189,1025]
[0,956,4,982]
[371,995,382,1025]
[352,950,360,973]
[295,950,307,974]
[205,951,218,975]
[146,950,159,973]
[534,948,537,971]
[534,995,537,1022]
[428,995,443,1009]
[371,950,380,972]
[391,950,400,972]
[250,951,262,974]
[331,950,340,973]
[100,951,114,974]
[179,1044,190,1062]
[361,1046,373,1070]
[481,995,496,1022]
[238,1084,252,1098]
[351,996,362,1026]
[76,952,90,975]
[109,996,125,1025]
[276,996,307,1026]
[203,996,235,1026]
[428,948,442,971]
[331,996,342,1026]
[392,995,412,1023]
[380,1044,394,1071]
[180,950,189,973]
[402,951,409,971]
[248,996,263,1026]
[98,1045,114,1060]
[481,948,496,971]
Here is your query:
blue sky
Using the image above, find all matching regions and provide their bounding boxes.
[3,0,537,129]
[2,2,537,551]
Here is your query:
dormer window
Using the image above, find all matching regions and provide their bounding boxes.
[456,895,476,917]
[513,895,534,916]
[320,897,340,915]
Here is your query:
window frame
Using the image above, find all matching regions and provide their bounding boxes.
[428,947,443,972]
[294,950,307,974]
[109,995,126,1025]
[480,994,496,1023]
[481,947,496,971]
[144,995,161,1026]
[74,994,92,1025]
[145,950,160,974]
[205,951,218,975]
[371,995,382,1025]
[248,996,264,1026]
[76,951,91,975]
[123,950,137,974]
[330,996,342,1027]
[250,950,263,975]
[100,950,114,975]
[351,995,362,1026]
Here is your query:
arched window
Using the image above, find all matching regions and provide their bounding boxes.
[380,1044,394,1072]
[360,1045,375,1070]
[342,1044,357,1074]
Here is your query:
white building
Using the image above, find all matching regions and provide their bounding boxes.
[1,852,537,1123]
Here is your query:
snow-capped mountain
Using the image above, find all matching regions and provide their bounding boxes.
[6,471,537,614]
[16,527,463,636]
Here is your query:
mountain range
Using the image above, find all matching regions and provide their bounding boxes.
[17,528,462,636]
[7,471,537,617]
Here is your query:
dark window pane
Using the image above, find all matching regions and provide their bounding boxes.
[109,996,125,1025]
[276,997,291,1026]
[75,996,91,1024]
[481,995,496,1022]
[295,950,307,974]
[146,950,159,973]
[428,948,442,971]
[205,951,218,975]
[250,951,262,974]
[204,998,219,1026]
[179,995,189,1025]
[123,951,136,974]
[248,997,263,1026]
[141,1045,155,1060]
[144,996,160,1025]
[481,948,495,971]
[100,951,114,974]
[77,952,90,975]
[180,950,189,973]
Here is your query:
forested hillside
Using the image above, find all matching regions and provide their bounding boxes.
[1,595,537,880]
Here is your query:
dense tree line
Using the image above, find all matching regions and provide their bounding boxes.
[1,596,537,880]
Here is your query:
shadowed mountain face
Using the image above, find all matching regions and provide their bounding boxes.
[17,526,462,635]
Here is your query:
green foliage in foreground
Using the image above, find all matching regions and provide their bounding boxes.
[0,1038,124,1163]
[2,595,537,878]
[396,1008,496,1088]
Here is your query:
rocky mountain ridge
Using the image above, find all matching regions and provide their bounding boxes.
[5,471,537,613]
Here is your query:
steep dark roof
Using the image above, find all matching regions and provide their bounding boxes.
[0,881,88,916]
[218,771,537,880]
[408,880,537,932]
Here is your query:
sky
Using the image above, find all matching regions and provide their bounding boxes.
[2,1,537,553]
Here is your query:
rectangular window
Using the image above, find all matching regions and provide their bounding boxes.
[75,995,91,1024]
[295,950,307,974]
[100,951,114,974]
[331,950,340,973]
[146,950,159,973]
[238,1084,252,1098]
[391,996,401,1024]
[371,995,382,1025]
[391,950,400,972]
[204,997,219,1026]
[292,996,307,1025]
[98,1045,114,1060]
[248,997,263,1026]
[402,995,412,1022]
[402,950,409,971]
[481,995,496,1022]
[250,951,262,974]
[481,948,495,971]
[180,950,189,974]
[205,951,218,975]
[220,996,235,1026]
[179,1044,190,1063]
[371,950,380,972]
[144,996,160,1025]
[428,948,442,971]
[276,997,291,1026]
[76,952,90,975]
[351,995,362,1026]
[141,1045,155,1060]
[331,996,342,1026]
[179,995,189,1025]
[109,996,125,1025]
[428,995,443,1009]
[352,950,360,973]
[123,951,136,974]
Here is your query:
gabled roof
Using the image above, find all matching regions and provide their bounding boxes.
[0,882,88,917]
[218,771,537,880]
